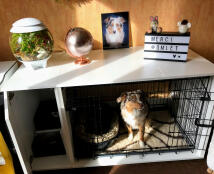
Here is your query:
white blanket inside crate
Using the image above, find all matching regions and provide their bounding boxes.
[104,111,188,153]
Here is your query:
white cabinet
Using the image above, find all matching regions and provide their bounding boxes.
[4,89,73,173]
[0,61,17,91]
[2,47,214,174]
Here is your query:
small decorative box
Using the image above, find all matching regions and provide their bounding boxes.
[144,32,190,61]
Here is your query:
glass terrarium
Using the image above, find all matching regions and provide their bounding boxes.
[9,18,53,69]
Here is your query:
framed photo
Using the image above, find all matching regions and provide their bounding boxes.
[101,12,129,49]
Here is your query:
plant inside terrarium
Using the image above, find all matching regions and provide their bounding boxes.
[9,30,53,61]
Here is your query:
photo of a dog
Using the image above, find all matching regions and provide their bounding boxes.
[102,12,129,49]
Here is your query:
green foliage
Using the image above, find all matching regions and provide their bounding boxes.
[9,30,54,61]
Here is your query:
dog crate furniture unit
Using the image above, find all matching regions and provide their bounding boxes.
[2,46,214,174]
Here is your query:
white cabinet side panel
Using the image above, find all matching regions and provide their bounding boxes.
[54,88,74,164]
[4,91,39,174]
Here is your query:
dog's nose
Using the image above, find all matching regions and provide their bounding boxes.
[113,30,116,34]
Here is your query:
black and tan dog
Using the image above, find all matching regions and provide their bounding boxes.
[117,90,149,147]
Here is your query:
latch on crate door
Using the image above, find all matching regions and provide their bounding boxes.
[195,118,214,128]
[196,91,214,128]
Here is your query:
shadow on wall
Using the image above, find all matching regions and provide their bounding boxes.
[98,0,214,62]
[31,0,94,52]
[0,0,93,60]
[55,0,93,6]
[0,0,214,61]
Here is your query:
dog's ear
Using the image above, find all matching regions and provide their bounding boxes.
[150,16,154,21]
[119,17,125,23]
[117,93,127,103]
[104,17,110,24]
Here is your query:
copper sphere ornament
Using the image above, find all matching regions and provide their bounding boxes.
[65,27,93,65]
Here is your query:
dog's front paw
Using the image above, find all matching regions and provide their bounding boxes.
[139,140,145,148]
[128,133,133,141]
[145,126,153,133]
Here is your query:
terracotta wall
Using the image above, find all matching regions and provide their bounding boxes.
[0,0,214,62]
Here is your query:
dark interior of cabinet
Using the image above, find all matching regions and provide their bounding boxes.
[65,77,213,159]
[31,89,65,158]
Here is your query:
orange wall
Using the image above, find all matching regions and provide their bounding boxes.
[1,0,214,62]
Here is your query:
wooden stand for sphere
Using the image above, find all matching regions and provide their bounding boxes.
[74,57,91,65]
[65,47,91,65]
[207,168,214,174]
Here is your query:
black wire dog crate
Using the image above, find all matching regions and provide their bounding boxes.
[65,76,214,159]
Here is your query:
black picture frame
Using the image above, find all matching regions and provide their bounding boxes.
[101,12,129,50]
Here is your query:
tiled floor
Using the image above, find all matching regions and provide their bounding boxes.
[32,159,208,174]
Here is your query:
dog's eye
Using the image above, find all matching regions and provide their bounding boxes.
[129,96,136,101]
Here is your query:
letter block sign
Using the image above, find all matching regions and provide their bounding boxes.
[144,32,190,61]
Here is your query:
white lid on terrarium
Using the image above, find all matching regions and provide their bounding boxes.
[10,18,47,33]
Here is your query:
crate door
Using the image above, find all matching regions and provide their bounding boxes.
[171,77,214,157]
[4,91,39,174]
